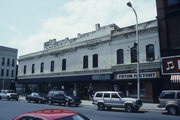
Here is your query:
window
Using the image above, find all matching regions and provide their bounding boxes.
[83,55,88,69]
[160,91,175,99]
[23,65,27,74]
[7,58,10,66]
[131,43,137,63]
[11,70,14,77]
[95,93,103,98]
[32,64,35,73]
[177,92,180,99]
[62,59,66,71]
[111,93,119,98]
[146,44,155,61]
[12,59,15,66]
[40,62,44,73]
[2,57,5,65]
[1,69,4,76]
[104,93,110,98]
[117,49,124,64]
[167,0,180,6]
[51,61,54,72]
[93,54,98,68]
[6,70,9,77]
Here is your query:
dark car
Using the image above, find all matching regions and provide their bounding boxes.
[26,92,48,104]
[47,90,81,106]
[13,109,90,120]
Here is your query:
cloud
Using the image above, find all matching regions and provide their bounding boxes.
[15,0,156,56]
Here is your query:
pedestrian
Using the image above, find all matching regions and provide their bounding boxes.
[88,89,93,101]
[73,89,77,96]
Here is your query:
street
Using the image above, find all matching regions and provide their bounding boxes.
[0,100,179,120]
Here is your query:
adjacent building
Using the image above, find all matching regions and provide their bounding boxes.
[156,0,180,89]
[0,46,18,90]
[18,20,161,102]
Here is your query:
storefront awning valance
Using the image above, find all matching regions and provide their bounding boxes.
[171,75,180,83]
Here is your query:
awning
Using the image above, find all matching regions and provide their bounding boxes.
[171,75,180,83]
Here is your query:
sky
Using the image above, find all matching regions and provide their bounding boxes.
[0,0,157,57]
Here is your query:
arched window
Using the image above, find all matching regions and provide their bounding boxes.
[146,44,155,61]
[62,59,66,71]
[23,65,27,74]
[93,54,98,68]
[83,55,88,69]
[51,61,54,72]
[32,64,35,73]
[131,44,137,63]
[117,49,124,64]
[40,62,44,73]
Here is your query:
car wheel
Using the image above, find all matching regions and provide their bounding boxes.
[167,106,178,115]
[98,103,105,111]
[7,96,10,101]
[48,100,52,105]
[125,104,134,112]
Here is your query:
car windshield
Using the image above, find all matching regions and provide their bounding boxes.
[7,90,15,93]
[56,114,90,120]
[118,92,126,98]
[64,91,73,96]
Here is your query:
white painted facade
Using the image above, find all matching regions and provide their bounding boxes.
[18,20,160,79]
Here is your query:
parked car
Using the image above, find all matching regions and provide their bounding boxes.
[158,90,180,115]
[92,91,142,112]
[47,90,81,106]
[0,90,19,100]
[13,109,90,120]
[26,92,48,104]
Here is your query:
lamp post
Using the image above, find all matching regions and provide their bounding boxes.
[127,2,140,99]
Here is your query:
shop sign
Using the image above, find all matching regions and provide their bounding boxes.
[116,72,156,80]
[161,56,180,75]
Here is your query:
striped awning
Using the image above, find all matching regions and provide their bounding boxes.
[171,75,180,83]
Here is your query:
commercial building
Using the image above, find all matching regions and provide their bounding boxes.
[156,0,180,89]
[0,46,18,90]
[18,20,161,102]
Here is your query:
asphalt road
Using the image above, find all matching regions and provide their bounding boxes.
[0,100,180,120]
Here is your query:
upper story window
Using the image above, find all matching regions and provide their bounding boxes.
[117,49,124,64]
[62,59,66,71]
[93,54,98,68]
[51,61,54,72]
[6,70,9,77]
[83,55,88,69]
[23,65,27,75]
[32,64,35,73]
[131,44,137,63]
[146,44,155,61]
[1,69,4,76]
[40,62,44,73]
[7,58,10,66]
[12,59,15,67]
[2,58,5,66]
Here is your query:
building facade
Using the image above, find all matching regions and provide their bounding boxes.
[18,20,161,102]
[0,46,18,90]
[156,0,180,89]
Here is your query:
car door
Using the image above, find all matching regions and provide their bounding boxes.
[176,92,180,108]
[103,93,111,106]
[111,93,122,107]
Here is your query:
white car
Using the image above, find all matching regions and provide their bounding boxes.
[92,91,142,112]
[0,90,19,100]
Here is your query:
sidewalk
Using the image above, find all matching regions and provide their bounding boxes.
[19,96,163,111]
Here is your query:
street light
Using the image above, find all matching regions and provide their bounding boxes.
[127,2,140,99]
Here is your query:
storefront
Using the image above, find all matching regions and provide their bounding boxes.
[113,72,161,103]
